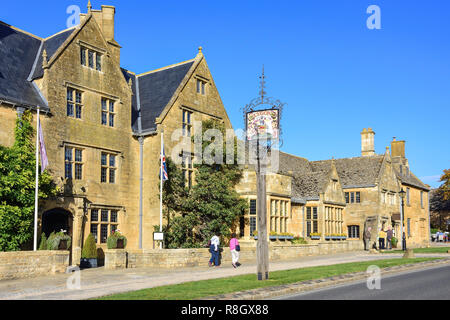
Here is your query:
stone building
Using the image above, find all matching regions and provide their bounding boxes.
[0,4,232,263]
[237,128,431,248]
[0,4,430,266]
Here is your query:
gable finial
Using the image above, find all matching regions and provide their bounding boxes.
[87,0,92,13]
[259,65,266,103]
[198,46,203,55]
[42,49,48,68]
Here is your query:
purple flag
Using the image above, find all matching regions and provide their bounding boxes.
[38,119,49,173]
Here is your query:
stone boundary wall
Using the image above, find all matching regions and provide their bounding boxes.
[0,251,70,280]
[124,240,364,269]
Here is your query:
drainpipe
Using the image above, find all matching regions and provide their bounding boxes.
[138,136,144,249]
[136,76,144,250]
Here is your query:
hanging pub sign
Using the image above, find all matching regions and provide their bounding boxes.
[246,108,280,141]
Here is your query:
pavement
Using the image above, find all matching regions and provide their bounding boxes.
[0,250,448,300]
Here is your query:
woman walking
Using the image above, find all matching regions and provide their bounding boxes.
[229,233,240,268]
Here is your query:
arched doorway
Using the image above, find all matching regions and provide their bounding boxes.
[41,208,73,238]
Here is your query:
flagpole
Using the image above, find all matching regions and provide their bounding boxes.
[33,107,40,251]
[159,129,164,249]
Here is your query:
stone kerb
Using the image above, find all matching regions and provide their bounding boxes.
[0,250,70,280]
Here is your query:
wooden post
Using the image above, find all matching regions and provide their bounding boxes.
[256,136,269,280]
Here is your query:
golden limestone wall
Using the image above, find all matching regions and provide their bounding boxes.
[33,16,139,260]
[403,185,430,247]
[140,57,234,248]
[0,251,69,280]
[0,104,17,147]
[124,240,363,269]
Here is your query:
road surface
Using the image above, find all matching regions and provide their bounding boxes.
[278,264,450,300]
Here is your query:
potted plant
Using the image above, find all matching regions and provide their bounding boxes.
[38,233,48,250]
[80,234,98,268]
[106,230,127,249]
[46,230,72,250]
[310,233,321,240]
[325,234,332,240]
[279,232,294,240]
[269,231,278,240]
[391,236,398,248]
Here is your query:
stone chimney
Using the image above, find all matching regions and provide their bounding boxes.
[391,137,405,158]
[100,5,115,41]
[88,5,116,41]
[361,128,375,156]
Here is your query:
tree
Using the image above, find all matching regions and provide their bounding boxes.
[159,120,248,248]
[430,169,450,230]
[0,110,57,251]
[438,169,450,201]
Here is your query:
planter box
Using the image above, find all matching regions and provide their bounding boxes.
[80,258,97,269]
[310,236,321,240]
[58,240,68,250]
[277,236,294,240]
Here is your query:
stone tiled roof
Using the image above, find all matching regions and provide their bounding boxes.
[0,22,48,109]
[394,168,430,191]
[311,156,384,188]
[279,151,429,201]
[278,152,385,201]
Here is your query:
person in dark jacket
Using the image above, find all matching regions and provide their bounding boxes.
[363,227,371,251]
[386,226,394,250]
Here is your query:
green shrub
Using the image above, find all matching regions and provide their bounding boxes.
[106,230,127,249]
[292,237,308,244]
[391,237,398,248]
[38,233,47,250]
[46,231,72,250]
[81,234,97,259]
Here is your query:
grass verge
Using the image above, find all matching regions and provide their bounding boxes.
[96,257,440,300]
[381,247,450,254]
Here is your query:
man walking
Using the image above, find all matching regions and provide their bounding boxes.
[386,226,393,250]
[209,233,220,267]
[378,228,386,250]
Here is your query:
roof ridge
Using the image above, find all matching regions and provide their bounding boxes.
[137,58,196,77]
[311,154,384,162]
[279,151,310,162]
[43,26,77,41]
[0,21,42,40]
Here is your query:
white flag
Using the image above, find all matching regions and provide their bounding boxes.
[38,119,49,173]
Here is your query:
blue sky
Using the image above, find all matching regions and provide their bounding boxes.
[2,0,449,188]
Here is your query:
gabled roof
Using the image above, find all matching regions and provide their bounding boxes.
[0,21,48,109]
[128,60,195,133]
[394,168,430,191]
[311,156,384,188]
[29,28,76,80]
[278,152,385,202]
